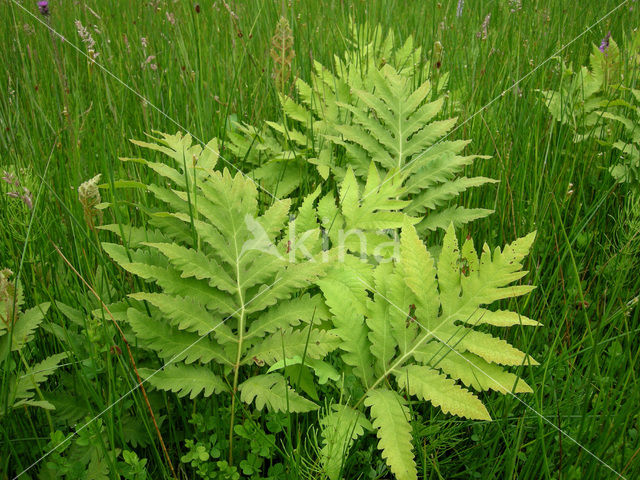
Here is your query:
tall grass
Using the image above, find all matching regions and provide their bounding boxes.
[1,0,639,478]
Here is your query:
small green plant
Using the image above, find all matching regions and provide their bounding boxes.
[180,412,287,480]
[538,37,623,142]
[538,34,640,188]
[119,450,149,480]
[39,419,129,480]
[0,268,66,417]
[608,88,640,189]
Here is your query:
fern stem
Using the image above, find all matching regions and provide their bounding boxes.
[228,308,244,466]
[229,244,246,465]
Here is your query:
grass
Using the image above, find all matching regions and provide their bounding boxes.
[1,0,639,478]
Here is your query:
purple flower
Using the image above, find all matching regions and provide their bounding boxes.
[37,0,49,16]
[599,31,611,53]
[456,0,464,18]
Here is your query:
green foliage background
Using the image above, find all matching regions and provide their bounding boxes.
[1,0,639,479]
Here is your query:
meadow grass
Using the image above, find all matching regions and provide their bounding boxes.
[1,0,639,478]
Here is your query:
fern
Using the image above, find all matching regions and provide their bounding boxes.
[0,268,66,416]
[138,364,226,400]
[538,37,626,142]
[319,404,372,480]
[323,63,496,233]
[239,373,318,413]
[315,163,420,259]
[226,22,492,234]
[225,22,447,196]
[317,221,539,479]
[103,132,338,457]
[608,88,640,189]
[538,35,640,188]
[365,389,416,480]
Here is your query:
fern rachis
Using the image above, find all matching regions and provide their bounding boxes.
[318,221,539,480]
[103,132,336,463]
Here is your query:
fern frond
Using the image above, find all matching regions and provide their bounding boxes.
[268,356,340,385]
[107,133,328,427]
[129,292,235,342]
[127,308,232,366]
[239,373,318,413]
[413,344,533,394]
[313,164,419,259]
[365,389,417,480]
[139,365,226,399]
[460,308,542,327]
[9,352,67,411]
[538,38,626,145]
[366,263,398,373]
[394,365,490,420]
[243,328,339,366]
[224,22,445,194]
[0,302,50,356]
[321,222,538,479]
[245,293,327,340]
[318,265,374,388]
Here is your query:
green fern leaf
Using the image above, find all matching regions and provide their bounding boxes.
[365,389,417,480]
[11,352,68,407]
[243,328,339,366]
[106,134,333,448]
[127,308,232,366]
[224,22,448,196]
[323,64,494,233]
[245,294,328,339]
[318,265,374,388]
[413,344,533,394]
[395,365,490,420]
[268,356,340,384]
[239,373,318,413]
[461,308,542,327]
[139,365,226,399]
[0,302,50,356]
[128,292,234,343]
[321,222,538,479]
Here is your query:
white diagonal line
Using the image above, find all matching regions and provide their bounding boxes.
[355,275,626,479]
[8,1,631,479]
[358,0,630,203]
[7,0,285,206]
[12,276,282,479]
